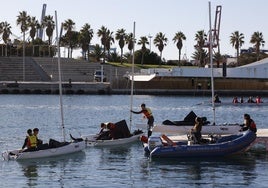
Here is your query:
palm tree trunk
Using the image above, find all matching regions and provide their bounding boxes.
[120,48,123,64]
[178,50,181,66]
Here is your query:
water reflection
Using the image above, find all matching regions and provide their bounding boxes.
[18,151,86,188]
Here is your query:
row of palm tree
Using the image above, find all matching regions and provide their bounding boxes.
[0,10,266,67]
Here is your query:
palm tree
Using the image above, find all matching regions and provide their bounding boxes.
[230,31,244,65]
[29,17,40,42]
[115,28,126,64]
[105,29,114,61]
[1,21,12,56]
[125,33,134,63]
[173,31,186,66]
[97,26,108,62]
[213,52,222,68]
[154,32,168,65]
[78,23,93,61]
[250,31,265,61]
[42,15,55,56]
[138,36,149,65]
[63,19,76,58]
[194,30,207,66]
[17,11,31,81]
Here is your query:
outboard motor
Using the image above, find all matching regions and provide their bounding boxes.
[148,136,162,151]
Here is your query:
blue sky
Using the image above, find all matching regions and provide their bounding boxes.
[1,0,267,60]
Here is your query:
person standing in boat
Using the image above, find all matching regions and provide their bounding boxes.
[21,129,37,152]
[190,117,203,143]
[241,114,257,133]
[131,103,154,137]
[247,96,255,103]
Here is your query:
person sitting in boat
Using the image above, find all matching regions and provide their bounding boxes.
[255,96,262,104]
[190,117,203,143]
[214,94,221,103]
[107,122,120,139]
[131,103,154,137]
[96,123,110,140]
[247,96,255,103]
[21,129,38,152]
[33,128,43,147]
[240,97,244,103]
[241,114,257,133]
[232,96,238,103]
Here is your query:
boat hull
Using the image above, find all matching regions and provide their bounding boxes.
[147,130,256,158]
[2,140,86,161]
[82,133,143,147]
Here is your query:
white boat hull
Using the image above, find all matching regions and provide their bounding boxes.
[2,141,86,161]
[153,124,241,135]
[82,133,143,147]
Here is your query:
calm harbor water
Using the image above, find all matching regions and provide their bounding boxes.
[0,95,267,188]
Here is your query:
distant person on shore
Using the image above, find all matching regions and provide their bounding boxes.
[241,114,257,133]
[214,94,221,103]
[247,96,255,103]
[232,96,238,103]
[131,103,154,137]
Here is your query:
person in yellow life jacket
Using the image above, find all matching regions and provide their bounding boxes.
[33,128,43,147]
[22,129,37,152]
[241,113,257,133]
[131,103,154,137]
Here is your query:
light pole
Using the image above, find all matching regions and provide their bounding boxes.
[148,34,152,51]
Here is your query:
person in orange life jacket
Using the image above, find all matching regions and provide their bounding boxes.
[106,122,119,139]
[22,129,38,152]
[131,103,154,137]
[241,114,257,133]
[33,128,43,149]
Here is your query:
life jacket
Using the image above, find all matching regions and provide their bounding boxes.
[249,120,256,129]
[256,97,261,103]
[27,135,37,148]
[143,108,152,118]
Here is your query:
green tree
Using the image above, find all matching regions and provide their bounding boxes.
[78,23,93,61]
[125,33,134,63]
[63,19,76,58]
[17,11,31,81]
[29,16,40,42]
[193,30,207,66]
[42,15,55,56]
[105,29,114,62]
[97,26,108,63]
[154,32,168,65]
[250,31,265,61]
[230,31,244,65]
[173,31,186,66]
[138,36,149,65]
[115,28,126,64]
[1,21,12,56]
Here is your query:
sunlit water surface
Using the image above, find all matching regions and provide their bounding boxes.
[0,95,267,188]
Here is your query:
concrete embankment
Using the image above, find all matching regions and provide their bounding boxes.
[1,81,268,96]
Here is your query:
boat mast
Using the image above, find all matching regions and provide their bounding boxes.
[209,2,216,125]
[55,11,66,141]
[130,21,136,132]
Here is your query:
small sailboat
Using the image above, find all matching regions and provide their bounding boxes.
[152,2,242,136]
[2,11,85,161]
[81,22,143,147]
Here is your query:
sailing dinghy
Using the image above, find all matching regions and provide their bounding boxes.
[2,11,85,161]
